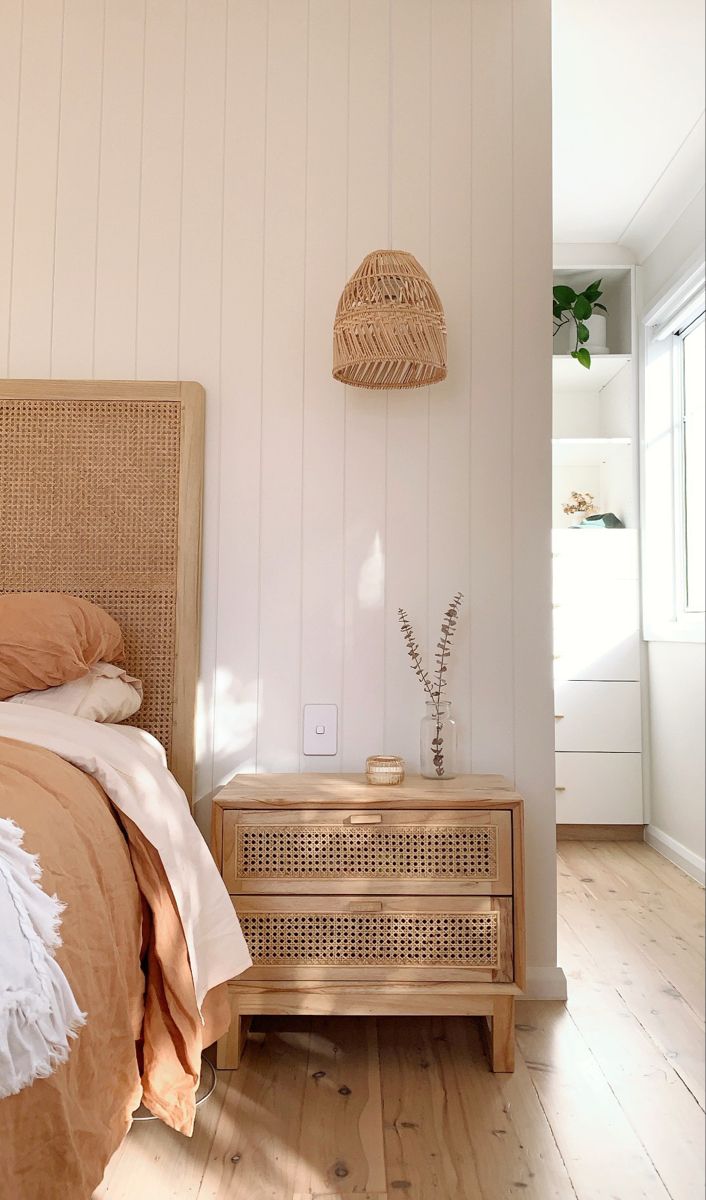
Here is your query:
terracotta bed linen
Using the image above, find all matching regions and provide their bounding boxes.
[0,737,229,1200]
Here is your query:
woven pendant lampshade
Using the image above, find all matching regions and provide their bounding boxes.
[332,250,447,390]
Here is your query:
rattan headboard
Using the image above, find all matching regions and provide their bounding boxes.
[0,380,205,801]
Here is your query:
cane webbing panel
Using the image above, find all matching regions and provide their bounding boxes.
[237,823,498,882]
[0,396,180,754]
[240,910,500,969]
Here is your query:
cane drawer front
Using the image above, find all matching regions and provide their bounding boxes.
[222,809,513,895]
[233,895,514,983]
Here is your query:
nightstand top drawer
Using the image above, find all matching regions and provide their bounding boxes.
[221,807,514,895]
[215,772,522,811]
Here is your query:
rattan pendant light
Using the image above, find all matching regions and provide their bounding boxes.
[332,249,447,390]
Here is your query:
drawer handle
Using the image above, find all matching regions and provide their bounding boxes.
[554,714,565,720]
[350,813,383,825]
[348,901,383,912]
[555,786,566,792]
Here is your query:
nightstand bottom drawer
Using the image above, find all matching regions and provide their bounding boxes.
[233,895,514,983]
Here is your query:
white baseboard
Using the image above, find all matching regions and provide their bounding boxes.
[645,824,705,886]
[524,964,568,1001]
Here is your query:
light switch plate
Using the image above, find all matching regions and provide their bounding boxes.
[303,704,338,756]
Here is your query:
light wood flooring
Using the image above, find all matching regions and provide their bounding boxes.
[96,841,705,1200]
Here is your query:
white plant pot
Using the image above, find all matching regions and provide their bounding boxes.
[583,313,609,355]
[554,318,573,355]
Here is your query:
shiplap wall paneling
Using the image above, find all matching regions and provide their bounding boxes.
[428,0,472,771]
[213,0,268,788]
[0,0,22,376]
[51,0,104,378]
[469,0,515,779]
[93,0,145,377]
[298,0,349,773]
[136,0,186,380]
[9,0,64,377]
[340,0,390,769]
[384,0,433,767]
[256,0,309,772]
[0,0,561,993]
[179,0,228,798]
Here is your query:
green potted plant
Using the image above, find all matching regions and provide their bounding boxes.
[553,279,608,369]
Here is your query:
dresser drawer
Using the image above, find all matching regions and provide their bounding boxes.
[222,808,514,895]
[553,580,640,682]
[556,752,643,823]
[554,681,642,752]
[233,895,514,983]
[552,529,639,596]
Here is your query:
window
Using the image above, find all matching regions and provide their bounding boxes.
[678,313,705,614]
[641,260,706,642]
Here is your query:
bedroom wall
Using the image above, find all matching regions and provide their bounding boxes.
[0,0,563,994]
[639,192,706,881]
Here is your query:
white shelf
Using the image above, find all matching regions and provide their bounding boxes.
[553,354,632,393]
[552,438,631,468]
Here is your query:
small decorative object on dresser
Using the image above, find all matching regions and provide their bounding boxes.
[212,772,525,1074]
[365,755,405,785]
[399,592,463,779]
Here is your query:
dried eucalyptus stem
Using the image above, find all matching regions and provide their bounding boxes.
[398,592,464,777]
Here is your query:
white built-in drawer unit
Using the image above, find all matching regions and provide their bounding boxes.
[552,295,643,829]
[554,680,642,753]
[552,529,639,596]
[555,752,643,824]
[553,579,640,682]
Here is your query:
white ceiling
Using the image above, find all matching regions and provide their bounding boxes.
[553,0,705,259]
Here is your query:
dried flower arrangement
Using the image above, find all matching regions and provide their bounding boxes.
[563,491,597,517]
[398,592,463,777]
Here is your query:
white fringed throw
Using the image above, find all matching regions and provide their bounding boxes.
[0,817,86,1099]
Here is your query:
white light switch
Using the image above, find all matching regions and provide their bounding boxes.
[303,704,338,756]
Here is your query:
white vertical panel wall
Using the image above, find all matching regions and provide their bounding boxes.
[0,0,563,994]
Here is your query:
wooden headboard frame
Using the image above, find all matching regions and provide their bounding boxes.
[0,380,205,802]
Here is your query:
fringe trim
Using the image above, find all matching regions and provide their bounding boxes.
[0,817,87,1099]
[0,1010,87,1099]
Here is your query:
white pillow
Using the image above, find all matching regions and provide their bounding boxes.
[6,661,143,723]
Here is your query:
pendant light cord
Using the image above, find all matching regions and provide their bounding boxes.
[388,0,393,251]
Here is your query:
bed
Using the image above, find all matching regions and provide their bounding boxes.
[0,381,249,1200]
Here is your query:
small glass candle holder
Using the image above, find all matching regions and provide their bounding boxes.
[365,755,405,786]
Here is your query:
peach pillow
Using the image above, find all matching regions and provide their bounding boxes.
[0,593,125,700]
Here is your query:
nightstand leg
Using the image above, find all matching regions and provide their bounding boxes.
[487,996,515,1072]
[216,999,251,1070]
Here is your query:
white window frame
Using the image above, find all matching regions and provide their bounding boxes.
[673,310,705,622]
[641,256,706,644]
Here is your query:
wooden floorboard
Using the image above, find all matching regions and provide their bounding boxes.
[97,843,705,1200]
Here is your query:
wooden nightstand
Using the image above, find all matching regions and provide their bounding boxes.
[212,773,525,1072]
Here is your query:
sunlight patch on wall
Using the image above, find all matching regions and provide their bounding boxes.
[357,533,385,610]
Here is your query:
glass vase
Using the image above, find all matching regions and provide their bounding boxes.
[420,700,457,780]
